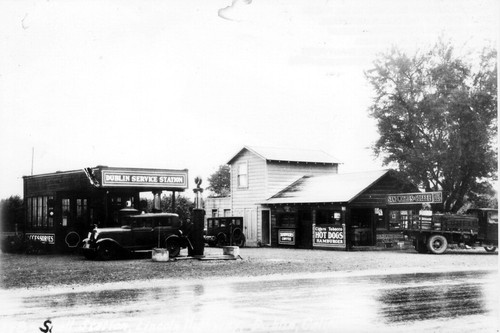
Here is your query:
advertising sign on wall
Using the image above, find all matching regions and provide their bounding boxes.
[278,229,295,245]
[100,168,188,189]
[26,233,55,244]
[386,191,442,205]
[313,224,345,248]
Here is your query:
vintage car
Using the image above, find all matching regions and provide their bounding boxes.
[81,212,192,260]
[204,216,245,247]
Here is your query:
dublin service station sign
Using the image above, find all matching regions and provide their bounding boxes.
[99,167,189,190]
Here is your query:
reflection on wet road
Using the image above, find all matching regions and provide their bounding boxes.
[0,270,497,333]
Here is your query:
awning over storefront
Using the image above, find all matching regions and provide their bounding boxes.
[263,169,392,205]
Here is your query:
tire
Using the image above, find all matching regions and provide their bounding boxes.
[232,229,246,247]
[216,233,226,247]
[166,238,181,257]
[484,246,497,253]
[97,243,117,260]
[427,234,448,254]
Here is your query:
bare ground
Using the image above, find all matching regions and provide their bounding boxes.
[0,246,497,290]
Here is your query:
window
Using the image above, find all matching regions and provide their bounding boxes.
[316,210,341,225]
[488,211,498,224]
[77,199,88,224]
[37,197,43,227]
[62,198,70,227]
[224,209,231,217]
[237,162,248,188]
[279,213,296,227]
[27,196,53,229]
[212,209,218,217]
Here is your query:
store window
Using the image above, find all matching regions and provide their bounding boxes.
[375,208,385,229]
[76,199,88,224]
[279,213,296,227]
[389,210,417,230]
[237,162,248,188]
[62,198,70,227]
[27,196,53,229]
[316,210,342,225]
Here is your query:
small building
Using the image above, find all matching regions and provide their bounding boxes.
[23,166,188,251]
[204,196,232,218]
[263,169,419,249]
[206,146,421,249]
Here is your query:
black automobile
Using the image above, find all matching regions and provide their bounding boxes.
[81,212,192,260]
[204,217,245,247]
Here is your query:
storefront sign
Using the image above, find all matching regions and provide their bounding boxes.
[101,169,188,189]
[387,191,442,205]
[278,229,295,245]
[313,224,345,248]
[376,233,404,243]
[26,233,55,244]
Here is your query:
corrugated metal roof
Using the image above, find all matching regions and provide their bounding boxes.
[227,146,342,165]
[263,169,391,204]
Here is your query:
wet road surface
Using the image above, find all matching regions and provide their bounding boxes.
[0,269,498,333]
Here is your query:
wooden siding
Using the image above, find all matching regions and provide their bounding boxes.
[229,150,339,246]
[204,196,231,217]
[230,150,267,245]
[350,174,419,208]
[266,162,337,199]
[24,171,94,197]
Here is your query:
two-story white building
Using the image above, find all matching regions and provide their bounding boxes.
[223,146,341,247]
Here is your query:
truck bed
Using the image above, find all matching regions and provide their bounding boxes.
[405,214,479,233]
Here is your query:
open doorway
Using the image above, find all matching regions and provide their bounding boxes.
[261,210,270,245]
[350,208,375,246]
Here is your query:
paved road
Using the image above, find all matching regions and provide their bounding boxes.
[0,268,498,333]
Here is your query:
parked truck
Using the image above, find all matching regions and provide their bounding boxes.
[403,208,498,254]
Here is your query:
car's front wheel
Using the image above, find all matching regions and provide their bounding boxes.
[97,243,117,260]
[166,238,181,257]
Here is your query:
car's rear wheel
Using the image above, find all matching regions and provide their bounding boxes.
[216,233,226,247]
[232,228,245,247]
[97,243,117,260]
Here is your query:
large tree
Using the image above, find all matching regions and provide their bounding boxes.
[207,165,231,197]
[366,40,497,212]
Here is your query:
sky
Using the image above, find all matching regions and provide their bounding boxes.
[0,0,498,200]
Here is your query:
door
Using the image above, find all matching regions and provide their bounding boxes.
[298,210,312,249]
[132,218,156,249]
[350,208,374,246]
[262,210,270,245]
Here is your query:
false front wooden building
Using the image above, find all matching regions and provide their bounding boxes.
[23,166,188,251]
[262,169,419,250]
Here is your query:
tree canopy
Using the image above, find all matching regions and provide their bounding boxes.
[207,165,231,197]
[366,40,497,212]
[0,195,24,232]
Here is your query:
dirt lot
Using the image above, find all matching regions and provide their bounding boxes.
[0,247,497,290]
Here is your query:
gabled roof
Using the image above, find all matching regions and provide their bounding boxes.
[227,146,342,165]
[263,169,392,204]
